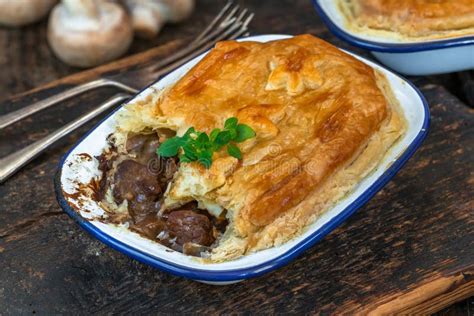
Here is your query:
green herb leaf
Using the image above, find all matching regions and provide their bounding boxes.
[182,143,198,160]
[209,128,220,142]
[197,150,213,169]
[183,127,196,137]
[227,143,242,159]
[156,117,256,168]
[214,130,231,148]
[235,124,256,143]
[224,117,238,130]
[179,154,192,163]
[157,137,182,157]
[229,129,237,140]
[196,132,209,146]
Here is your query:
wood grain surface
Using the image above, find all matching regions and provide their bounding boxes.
[0,0,473,314]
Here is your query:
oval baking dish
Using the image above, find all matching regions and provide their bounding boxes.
[55,34,430,284]
[312,0,474,75]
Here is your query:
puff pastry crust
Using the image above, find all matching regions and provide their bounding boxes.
[339,0,474,39]
[117,35,406,261]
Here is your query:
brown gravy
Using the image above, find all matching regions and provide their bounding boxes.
[95,133,228,257]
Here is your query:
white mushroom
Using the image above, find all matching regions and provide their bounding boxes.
[158,0,194,23]
[124,0,194,39]
[0,0,57,27]
[47,0,133,68]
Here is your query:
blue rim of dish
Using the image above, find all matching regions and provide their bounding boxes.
[312,0,474,53]
[54,34,430,282]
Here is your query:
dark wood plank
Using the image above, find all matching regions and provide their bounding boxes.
[434,296,474,316]
[0,0,473,314]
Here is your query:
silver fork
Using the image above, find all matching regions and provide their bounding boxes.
[0,3,254,183]
[0,1,253,130]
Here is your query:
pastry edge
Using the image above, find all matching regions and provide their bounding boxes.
[337,0,474,42]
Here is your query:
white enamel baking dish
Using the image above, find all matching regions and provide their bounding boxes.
[313,0,474,75]
[55,34,430,285]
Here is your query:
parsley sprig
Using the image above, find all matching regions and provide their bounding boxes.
[157,117,256,168]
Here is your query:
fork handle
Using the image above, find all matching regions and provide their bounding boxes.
[0,78,138,130]
[0,93,131,183]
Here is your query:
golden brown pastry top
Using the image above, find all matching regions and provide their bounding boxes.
[141,35,390,232]
[342,0,474,38]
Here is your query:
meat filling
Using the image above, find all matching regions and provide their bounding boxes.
[167,210,214,246]
[98,132,228,257]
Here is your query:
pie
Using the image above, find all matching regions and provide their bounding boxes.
[338,0,474,40]
[94,35,406,262]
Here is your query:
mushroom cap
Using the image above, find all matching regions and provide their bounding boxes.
[157,0,194,23]
[0,0,57,27]
[47,1,133,68]
[124,0,194,39]
[129,2,165,39]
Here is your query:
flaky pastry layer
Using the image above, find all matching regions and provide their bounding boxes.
[339,0,474,40]
[116,35,406,262]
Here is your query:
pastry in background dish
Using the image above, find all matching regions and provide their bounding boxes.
[96,34,406,262]
[338,0,474,40]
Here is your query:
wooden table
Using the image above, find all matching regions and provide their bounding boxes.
[0,1,472,314]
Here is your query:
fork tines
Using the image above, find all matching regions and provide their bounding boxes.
[193,2,254,46]
[149,1,254,73]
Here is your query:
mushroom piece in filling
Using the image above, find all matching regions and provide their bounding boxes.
[98,132,228,257]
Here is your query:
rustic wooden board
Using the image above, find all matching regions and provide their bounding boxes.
[0,0,473,314]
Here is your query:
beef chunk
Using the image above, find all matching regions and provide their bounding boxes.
[131,213,167,240]
[113,160,161,202]
[113,160,161,221]
[166,210,215,246]
[126,133,161,164]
